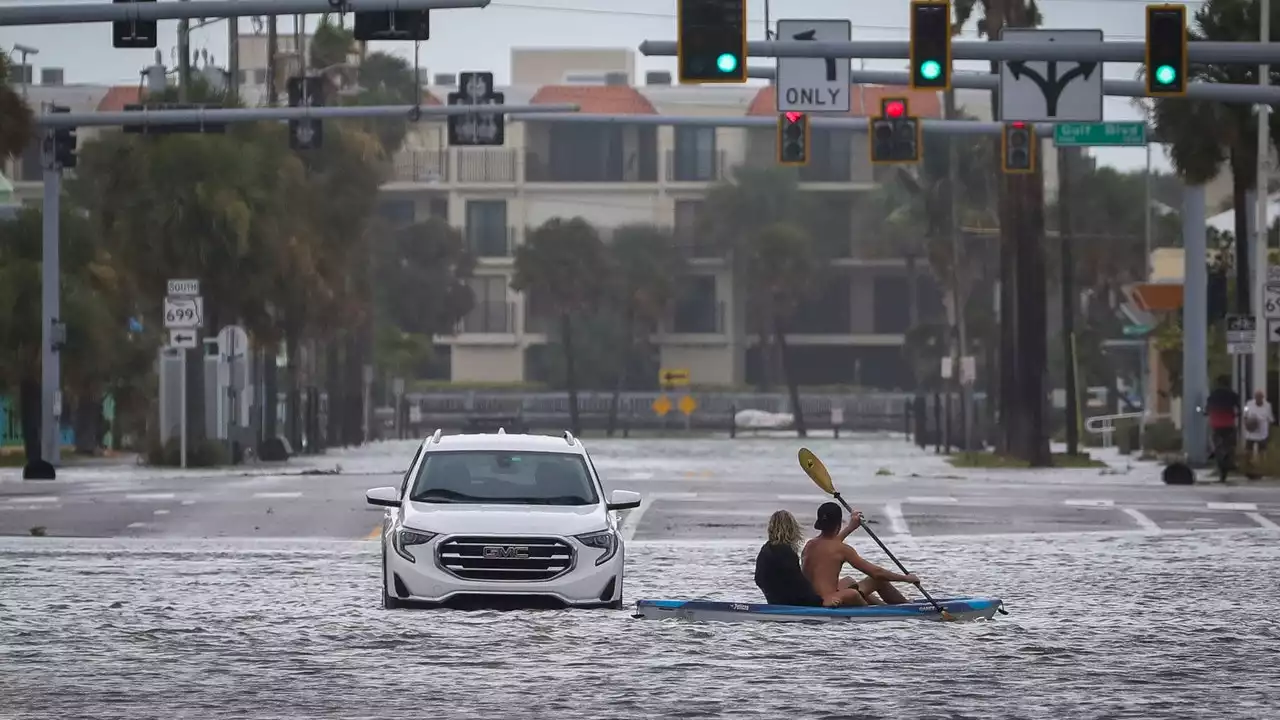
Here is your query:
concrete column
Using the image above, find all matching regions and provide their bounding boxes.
[1182,183,1208,465]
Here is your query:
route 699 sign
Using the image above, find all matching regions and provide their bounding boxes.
[163,296,203,329]
[1265,265,1280,319]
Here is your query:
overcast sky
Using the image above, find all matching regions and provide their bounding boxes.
[2,0,1206,172]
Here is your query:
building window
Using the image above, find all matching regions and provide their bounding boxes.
[799,129,854,182]
[672,127,717,181]
[674,200,716,258]
[465,200,509,257]
[873,275,911,333]
[463,276,510,333]
[253,69,267,85]
[378,199,415,228]
[671,275,720,333]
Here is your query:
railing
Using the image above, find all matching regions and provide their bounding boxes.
[466,225,514,258]
[665,150,727,182]
[667,300,725,335]
[390,151,448,183]
[523,151,658,183]
[456,148,518,183]
[457,302,516,334]
[1084,411,1168,448]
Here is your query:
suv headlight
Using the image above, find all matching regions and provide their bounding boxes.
[575,530,618,566]
[392,527,437,563]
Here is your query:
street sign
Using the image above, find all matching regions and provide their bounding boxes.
[1229,342,1255,355]
[1266,265,1280,319]
[1268,319,1280,344]
[167,278,199,295]
[678,395,698,416]
[960,355,976,385]
[999,29,1103,123]
[659,368,691,387]
[830,407,844,425]
[1053,122,1146,146]
[393,377,405,395]
[1226,314,1257,343]
[217,325,249,358]
[169,328,197,349]
[447,72,505,147]
[652,395,672,416]
[776,19,852,113]
[163,296,203,328]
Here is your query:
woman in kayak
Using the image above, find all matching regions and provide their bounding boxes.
[753,510,830,607]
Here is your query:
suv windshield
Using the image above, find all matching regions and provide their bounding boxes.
[409,451,600,506]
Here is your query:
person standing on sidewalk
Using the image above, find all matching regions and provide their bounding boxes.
[1242,389,1274,465]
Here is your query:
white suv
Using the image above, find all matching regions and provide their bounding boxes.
[365,429,641,610]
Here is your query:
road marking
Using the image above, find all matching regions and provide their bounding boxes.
[1245,512,1280,530]
[365,526,383,540]
[650,492,699,500]
[0,504,61,511]
[905,496,958,504]
[253,492,302,499]
[126,522,147,529]
[620,496,653,544]
[777,494,823,502]
[1207,502,1257,511]
[126,493,176,501]
[6,496,58,504]
[1122,508,1161,532]
[181,500,196,506]
[153,509,170,516]
[1064,499,1114,507]
[883,502,910,536]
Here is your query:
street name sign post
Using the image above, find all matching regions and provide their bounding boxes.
[1054,121,1146,146]
[775,19,851,113]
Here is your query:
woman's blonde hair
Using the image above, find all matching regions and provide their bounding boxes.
[767,510,804,550]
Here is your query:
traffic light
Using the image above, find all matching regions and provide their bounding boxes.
[1001,121,1035,173]
[868,98,920,164]
[49,105,76,169]
[112,0,157,49]
[677,0,748,84]
[909,0,951,90]
[1145,4,1188,97]
[288,76,325,151]
[777,112,810,166]
[353,10,430,41]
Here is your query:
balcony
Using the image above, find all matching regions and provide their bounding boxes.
[457,301,515,334]
[666,301,726,335]
[524,150,658,184]
[467,226,515,259]
[390,151,448,183]
[456,148,518,184]
[665,150,728,183]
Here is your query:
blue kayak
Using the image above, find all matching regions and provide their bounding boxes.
[632,597,1005,623]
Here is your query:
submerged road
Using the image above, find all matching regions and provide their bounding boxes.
[1,435,1278,542]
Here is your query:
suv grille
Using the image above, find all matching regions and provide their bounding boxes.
[436,536,575,582]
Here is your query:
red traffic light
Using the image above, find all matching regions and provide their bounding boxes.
[785,111,803,124]
[1011,121,1026,129]
[885,101,905,118]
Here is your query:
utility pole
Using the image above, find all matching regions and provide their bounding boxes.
[39,125,61,470]
[944,88,972,450]
[267,14,278,105]
[177,0,190,101]
[1059,146,1079,455]
[1253,0,1271,400]
[227,11,239,104]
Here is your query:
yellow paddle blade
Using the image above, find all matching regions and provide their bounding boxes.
[797,448,836,495]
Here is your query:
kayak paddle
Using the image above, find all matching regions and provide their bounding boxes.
[797,447,955,621]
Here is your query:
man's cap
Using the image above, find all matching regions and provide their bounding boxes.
[815,501,842,529]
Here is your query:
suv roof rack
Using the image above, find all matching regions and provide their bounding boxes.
[430,428,443,444]
[497,427,506,434]
[563,430,576,446]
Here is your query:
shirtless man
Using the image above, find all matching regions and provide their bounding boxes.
[801,502,919,607]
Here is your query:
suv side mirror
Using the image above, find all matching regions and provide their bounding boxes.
[607,489,641,511]
[366,486,401,508]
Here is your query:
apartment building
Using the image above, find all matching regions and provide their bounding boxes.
[376,48,963,390]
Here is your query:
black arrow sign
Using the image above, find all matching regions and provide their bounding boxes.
[1008,60,1097,117]
[662,371,688,383]
[793,29,837,82]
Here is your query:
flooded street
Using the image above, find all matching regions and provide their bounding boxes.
[2,437,1279,718]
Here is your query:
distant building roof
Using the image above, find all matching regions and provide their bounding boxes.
[97,86,143,112]
[530,85,657,114]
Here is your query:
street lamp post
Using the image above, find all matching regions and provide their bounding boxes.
[9,43,39,100]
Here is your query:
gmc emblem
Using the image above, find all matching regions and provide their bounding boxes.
[482,545,530,559]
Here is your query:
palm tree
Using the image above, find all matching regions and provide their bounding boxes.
[605,224,686,435]
[0,54,33,161]
[1146,0,1280,319]
[511,217,613,435]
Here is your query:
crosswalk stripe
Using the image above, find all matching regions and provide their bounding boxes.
[905,496,958,504]
[253,492,302,499]
[5,496,58,504]
[1064,499,1114,507]
[1122,508,1161,531]
[126,493,175,501]
[1207,502,1257,511]
[1245,512,1280,530]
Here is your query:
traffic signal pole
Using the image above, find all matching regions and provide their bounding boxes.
[1252,0,1271,406]
[40,138,61,470]
[0,0,487,25]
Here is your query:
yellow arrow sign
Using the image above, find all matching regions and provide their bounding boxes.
[678,395,697,416]
[659,368,690,387]
[652,395,672,416]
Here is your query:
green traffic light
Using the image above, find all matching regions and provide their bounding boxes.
[716,53,739,73]
[920,60,942,81]
[1154,64,1177,85]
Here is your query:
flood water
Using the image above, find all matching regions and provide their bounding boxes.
[3,528,1278,719]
